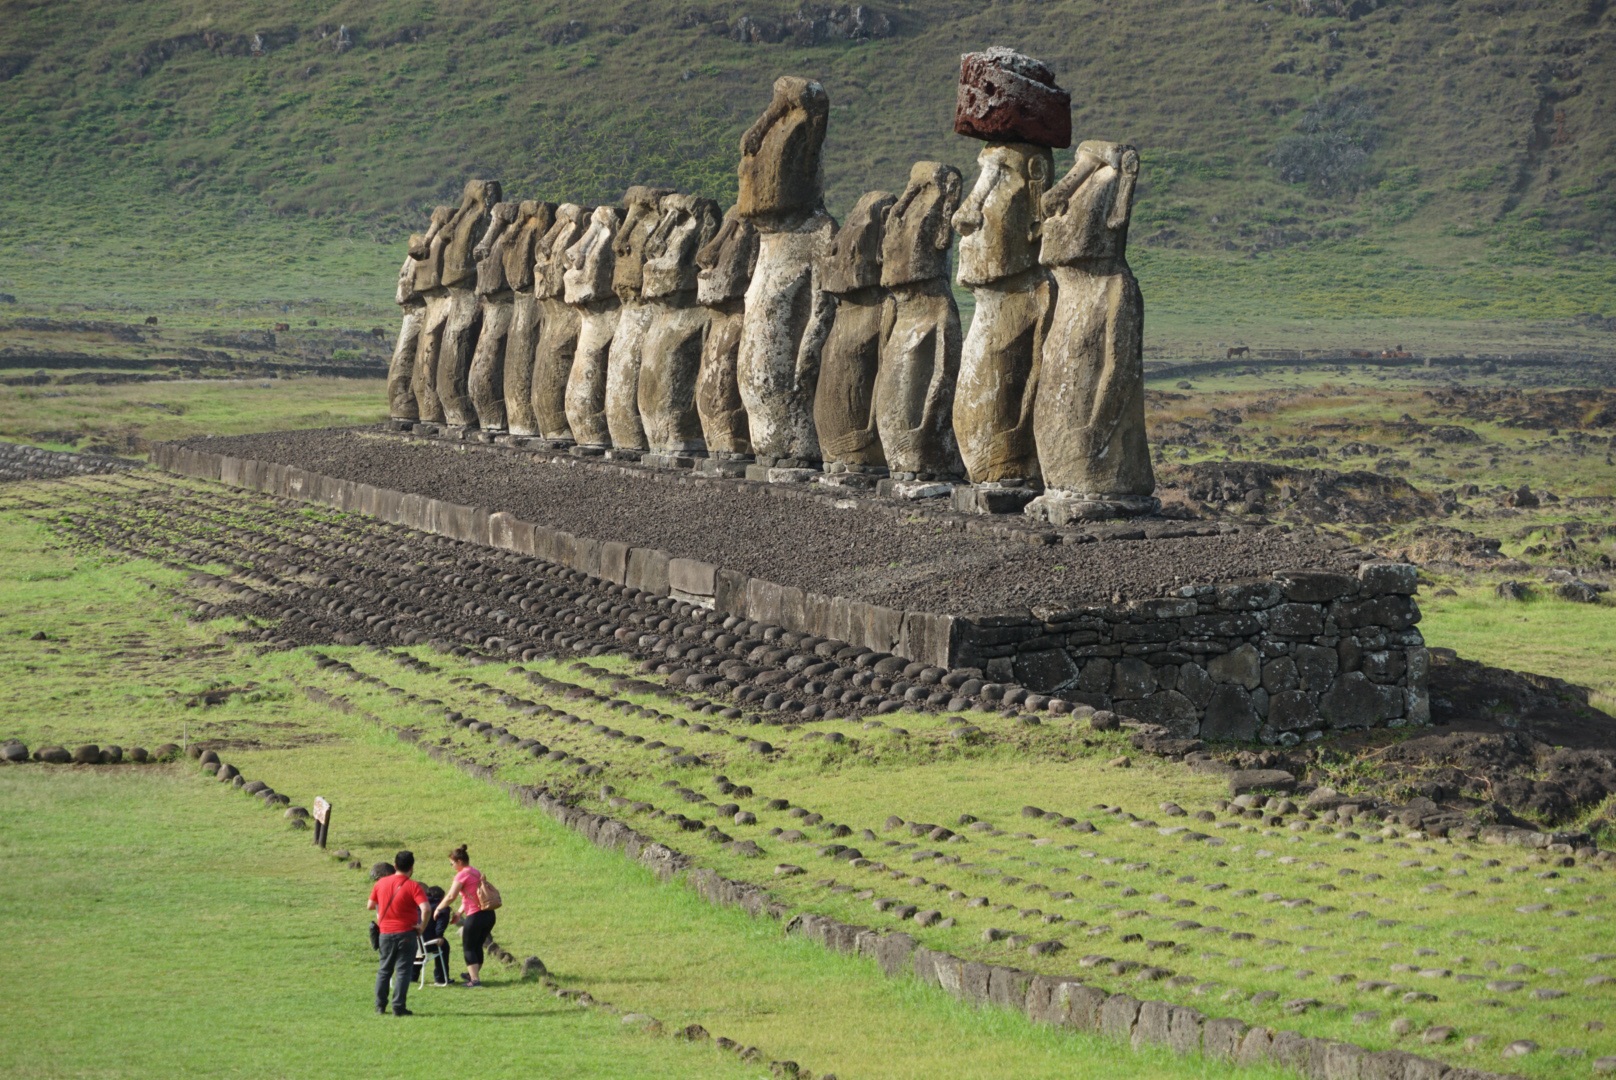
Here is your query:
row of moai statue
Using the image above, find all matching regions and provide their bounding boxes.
[387,47,1156,522]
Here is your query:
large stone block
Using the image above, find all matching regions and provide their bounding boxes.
[747,578,784,626]
[901,610,958,670]
[1099,993,1141,1042]
[1132,1000,1173,1050]
[1013,648,1077,692]
[1111,657,1156,699]
[626,547,671,596]
[1334,595,1420,631]
[1276,571,1357,603]
[599,541,631,585]
[873,932,915,978]
[668,558,717,599]
[1056,982,1107,1032]
[1117,690,1198,735]
[961,960,992,1006]
[1319,671,1403,729]
[1167,1005,1204,1056]
[715,568,750,618]
[1203,1017,1249,1061]
[1208,644,1262,689]
[858,603,904,654]
[988,966,1033,1011]
[1201,684,1259,741]
[1270,602,1325,637]
[1359,562,1418,596]
[1268,689,1319,732]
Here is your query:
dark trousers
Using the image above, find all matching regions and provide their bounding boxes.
[376,930,418,1013]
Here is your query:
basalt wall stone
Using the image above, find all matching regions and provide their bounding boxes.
[150,443,1426,742]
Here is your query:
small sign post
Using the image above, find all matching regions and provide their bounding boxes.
[312,796,331,849]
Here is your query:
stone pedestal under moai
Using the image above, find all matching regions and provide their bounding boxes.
[467,200,520,433]
[530,204,589,443]
[874,161,965,490]
[1026,140,1157,524]
[408,205,456,424]
[950,48,1067,513]
[501,200,555,437]
[693,207,759,476]
[639,194,722,463]
[813,189,894,482]
[433,179,500,431]
[736,76,837,479]
[604,185,676,456]
[562,205,624,451]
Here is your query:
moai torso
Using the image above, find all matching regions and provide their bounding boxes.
[410,205,456,423]
[468,201,520,431]
[875,161,964,480]
[389,223,431,421]
[735,77,836,468]
[562,205,623,448]
[695,208,759,458]
[814,190,894,472]
[530,203,588,441]
[501,200,555,437]
[1032,140,1154,508]
[603,185,676,452]
[434,179,501,429]
[638,194,722,456]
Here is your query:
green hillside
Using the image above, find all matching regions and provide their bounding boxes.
[1,0,1613,350]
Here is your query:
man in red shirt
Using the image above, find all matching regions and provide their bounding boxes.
[367,849,431,1015]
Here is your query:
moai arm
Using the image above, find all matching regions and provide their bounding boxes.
[741,88,793,156]
[1042,144,1106,220]
[474,205,514,264]
[1021,276,1053,434]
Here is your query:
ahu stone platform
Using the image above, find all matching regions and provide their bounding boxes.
[152,428,1429,744]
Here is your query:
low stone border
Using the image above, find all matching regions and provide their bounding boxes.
[149,442,1429,742]
[2,739,178,765]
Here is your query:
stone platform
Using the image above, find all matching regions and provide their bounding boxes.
[151,428,1429,743]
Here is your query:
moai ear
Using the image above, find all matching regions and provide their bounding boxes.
[1027,155,1050,241]
[933,169,963,250]
[1108,148,1140,232]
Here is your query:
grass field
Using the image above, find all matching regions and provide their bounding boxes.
[3,473,1615,1077]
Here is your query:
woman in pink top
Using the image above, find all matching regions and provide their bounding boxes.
[434,844,495,986]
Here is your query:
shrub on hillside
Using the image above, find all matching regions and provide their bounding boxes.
[1271,89,1379,195]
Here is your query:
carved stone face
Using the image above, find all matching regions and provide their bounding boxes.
[502,200,554,292]
[818,190,894,295]
[410,205,457,293]
[563,205,622,306]
[881,161,962,289]
[696,206,760,306]
[951,143,1052,287]
[737,76,830,225]
[535,204,589,300]
[441,178,502,288]
[1039,140,1139,267]
[642,194,722,300]
[612,186,677,300]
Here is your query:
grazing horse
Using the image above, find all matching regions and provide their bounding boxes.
[1226,345,1249,359]
[144,316,158,325]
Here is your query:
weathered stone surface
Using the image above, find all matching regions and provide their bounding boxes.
[408,205,457,424]
[640,194,722,455]
[954,47,1072,148]
[1204,1017,1249,1061]
[1013,648,1077,692]
[606,185,677,451]
[952,138,1053,488]
[1118,690,1198,736]
[563,205,624,448]
[1030,141,1153,520]
[530,203,589,441]
[1099,993,1141,1042]
[468,200,520,431]
[1208,643,1262,690]
[1319,671,1403,729]
[1229,768,1296,795]
[695,207,759,458]
[873,161,964,481]
[500,200,554,436]
[737,76,830,227]
[814,190,894,472]
[434,179,501,428]
[389,291,426,422]
[1201,684,1259,742]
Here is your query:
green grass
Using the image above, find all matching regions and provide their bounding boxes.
[1421,587,1616,716]
[0,377,387,454]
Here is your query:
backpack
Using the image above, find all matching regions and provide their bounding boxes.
[476,876,502,911]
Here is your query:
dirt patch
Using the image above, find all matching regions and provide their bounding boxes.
[1156,460,1440,524]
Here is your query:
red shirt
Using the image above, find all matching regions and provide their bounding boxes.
[369,874,428,934]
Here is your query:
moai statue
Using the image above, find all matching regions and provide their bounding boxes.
[466,200,520,433]
[735,76,837,480]
[874,161,965,489]
[409,205,456,425]
[813,190,894,483]
[638,193,722,464]
[604,185,676,455]
[562,205,624,451]
[530,204,589,443]
[433,178,502,431]
[692,207,759,475]
[501,200,555,437]
[949,48,1068,512]
[1027,140,1157,523]
[388,229,429,424]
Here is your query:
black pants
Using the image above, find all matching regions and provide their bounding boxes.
[376,930,418,1013]
[461,909,496,968]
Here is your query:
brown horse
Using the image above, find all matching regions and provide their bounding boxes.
[1226,345,1249,359]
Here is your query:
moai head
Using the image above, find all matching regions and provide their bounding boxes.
[696,205,760,307]
[535,204,590,301]
[474,201,520,295]
[563,205,623,305]
[440,178,502,287]
[612,185,677,301]
[951,143,1053,286]
[642,194,723,300]
[503,200,556,293]
[1040,140,1140,267]
[737,76,830,226]
[953,47,1072,149]
[881,162,963,289]
[410,205,456,293]
[818,190,894,296]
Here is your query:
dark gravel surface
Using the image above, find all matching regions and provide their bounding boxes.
[182,427,1363,615]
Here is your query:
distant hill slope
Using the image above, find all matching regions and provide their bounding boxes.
[0,0,1611,327]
